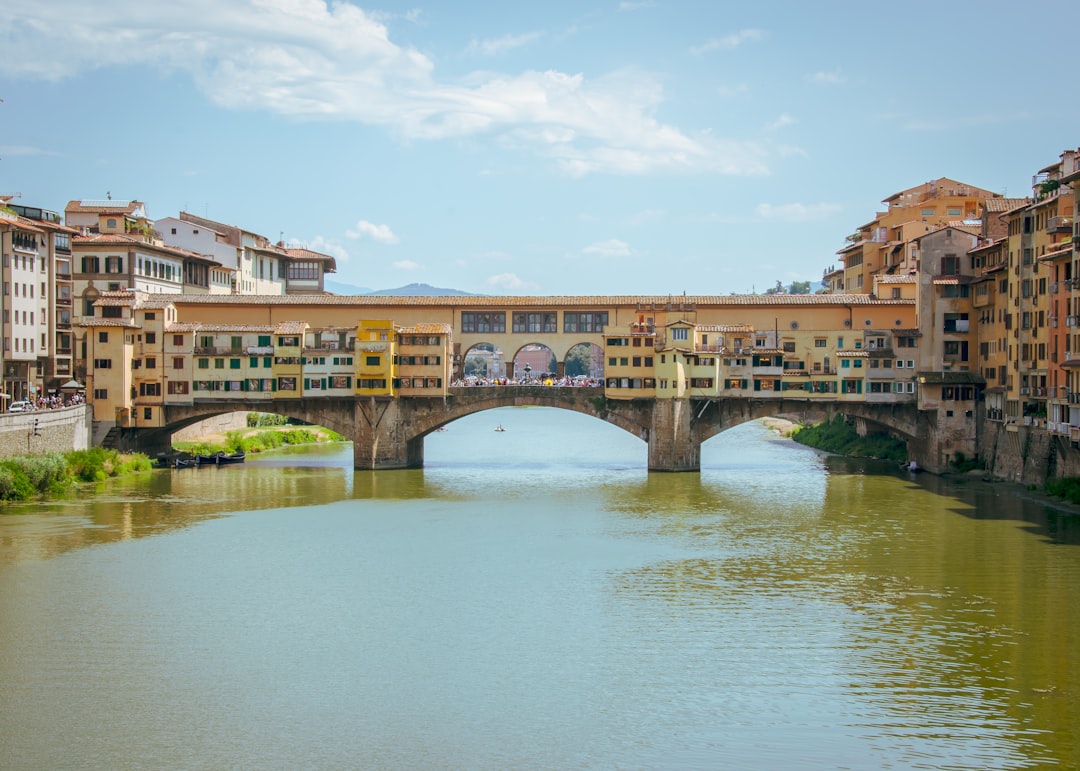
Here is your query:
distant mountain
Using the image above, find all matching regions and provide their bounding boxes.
[324,278,372,295]
[365,283,478,296]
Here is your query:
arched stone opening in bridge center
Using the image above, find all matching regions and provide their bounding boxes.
[563,342,604,383]
[459,342,503,383]
[512,343,557,383]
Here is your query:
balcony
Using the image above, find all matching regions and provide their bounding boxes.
[194,346,243,356]
[1048,215,1073,233]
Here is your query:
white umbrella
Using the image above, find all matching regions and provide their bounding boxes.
[60,380,84,390]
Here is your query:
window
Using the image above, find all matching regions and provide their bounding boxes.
[513,312,557,333]
[167,381,189,395]
[93,358,112,369]
[671,327,689,341]
[461,312,506,334]
[139,382,161,396]
[145,357,156,369]
[145,332,156,344]
[366,355,381,366]
[93,388,108,399]
[172,357,185,369]
[563,311,609,333]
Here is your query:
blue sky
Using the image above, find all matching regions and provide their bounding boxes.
[1,1,1077,295]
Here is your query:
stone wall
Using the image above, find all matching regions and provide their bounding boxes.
[0,406,92,459]
[171,411,249,442]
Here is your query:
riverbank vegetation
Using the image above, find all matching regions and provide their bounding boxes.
[1044,477,1080,505]
[792,415,908,462]
[0,448,153,502]
[173,421,346,457]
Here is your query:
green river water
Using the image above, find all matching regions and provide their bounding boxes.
[1,408,1079,770]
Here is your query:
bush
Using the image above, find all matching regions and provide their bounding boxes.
[12,453,70,493]
[792,415,907,462]
[0,463,37,501]
[1045,477,1080,504]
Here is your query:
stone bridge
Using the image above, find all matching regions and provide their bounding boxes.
[127,386,944,472]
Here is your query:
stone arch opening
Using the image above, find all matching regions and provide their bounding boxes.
[460,342,503,382]
[563,342,604,383]
[512,343,557,382]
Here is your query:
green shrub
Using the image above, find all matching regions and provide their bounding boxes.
[1045,477,1080,504]
[792,415,907,462]
[12,453,70,493]
[0,463,37,501]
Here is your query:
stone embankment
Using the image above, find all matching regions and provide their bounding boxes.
[0,406,92,459]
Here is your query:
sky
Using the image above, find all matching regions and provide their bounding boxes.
[1,1,1078,296]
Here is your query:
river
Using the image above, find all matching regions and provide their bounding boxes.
[1,408,1079,770]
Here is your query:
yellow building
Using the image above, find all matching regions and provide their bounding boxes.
[395,323,453,396]
[356,319,395,396]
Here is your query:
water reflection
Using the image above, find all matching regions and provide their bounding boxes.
[1,412,1079,768]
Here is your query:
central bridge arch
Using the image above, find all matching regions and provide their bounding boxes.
[147,391,925,472]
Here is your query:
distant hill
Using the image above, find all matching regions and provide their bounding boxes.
[324,278,372,295]
[324,279,476,296]
[365,283,478,296]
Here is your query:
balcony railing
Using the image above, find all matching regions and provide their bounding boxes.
[1048,215,1073,233]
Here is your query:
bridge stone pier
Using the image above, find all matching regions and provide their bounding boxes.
[143,387,950,473]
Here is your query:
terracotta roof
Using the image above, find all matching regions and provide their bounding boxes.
[875,275,917,284]
[697,323,755,333]
[73,232,219,263]
[274,321,308,335]
[398,323,453,335]
[156,293,914,308]
[166,322,276,333]
[76,318,139,328]
[836,350,869,358]
[932,276,976,285]
[0,214,45,234]
[893,329,921,335]
[1039,243,1073,261]
[66,199,145,215]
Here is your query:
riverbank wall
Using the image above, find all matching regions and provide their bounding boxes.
[0,406,92,459]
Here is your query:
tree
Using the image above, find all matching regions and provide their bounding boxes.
[788,280,812,294]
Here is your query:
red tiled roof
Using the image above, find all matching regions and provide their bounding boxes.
[274,321,308,335]
[158,293,914,308]
[399,323,453,334]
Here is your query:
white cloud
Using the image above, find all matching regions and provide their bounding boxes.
[806,69,847,85]
[0,145,58,157]
[691,29,763,56]
[0,1,771,177]
[346,219,399,244]
[393,259,420,271]
[618,1,657,10]
[764,113,795,132]
[467,32,542,57]
[756,202,842,222]
[288,235,349,261]
[582,239,632,257]
[487,272,535,291]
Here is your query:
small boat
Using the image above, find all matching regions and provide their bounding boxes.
[173,457,198,469]
[494,424,506,432]
[196,451,246,466]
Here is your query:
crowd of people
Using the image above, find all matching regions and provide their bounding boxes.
[8,392,86,412]
[451,376,603,387]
